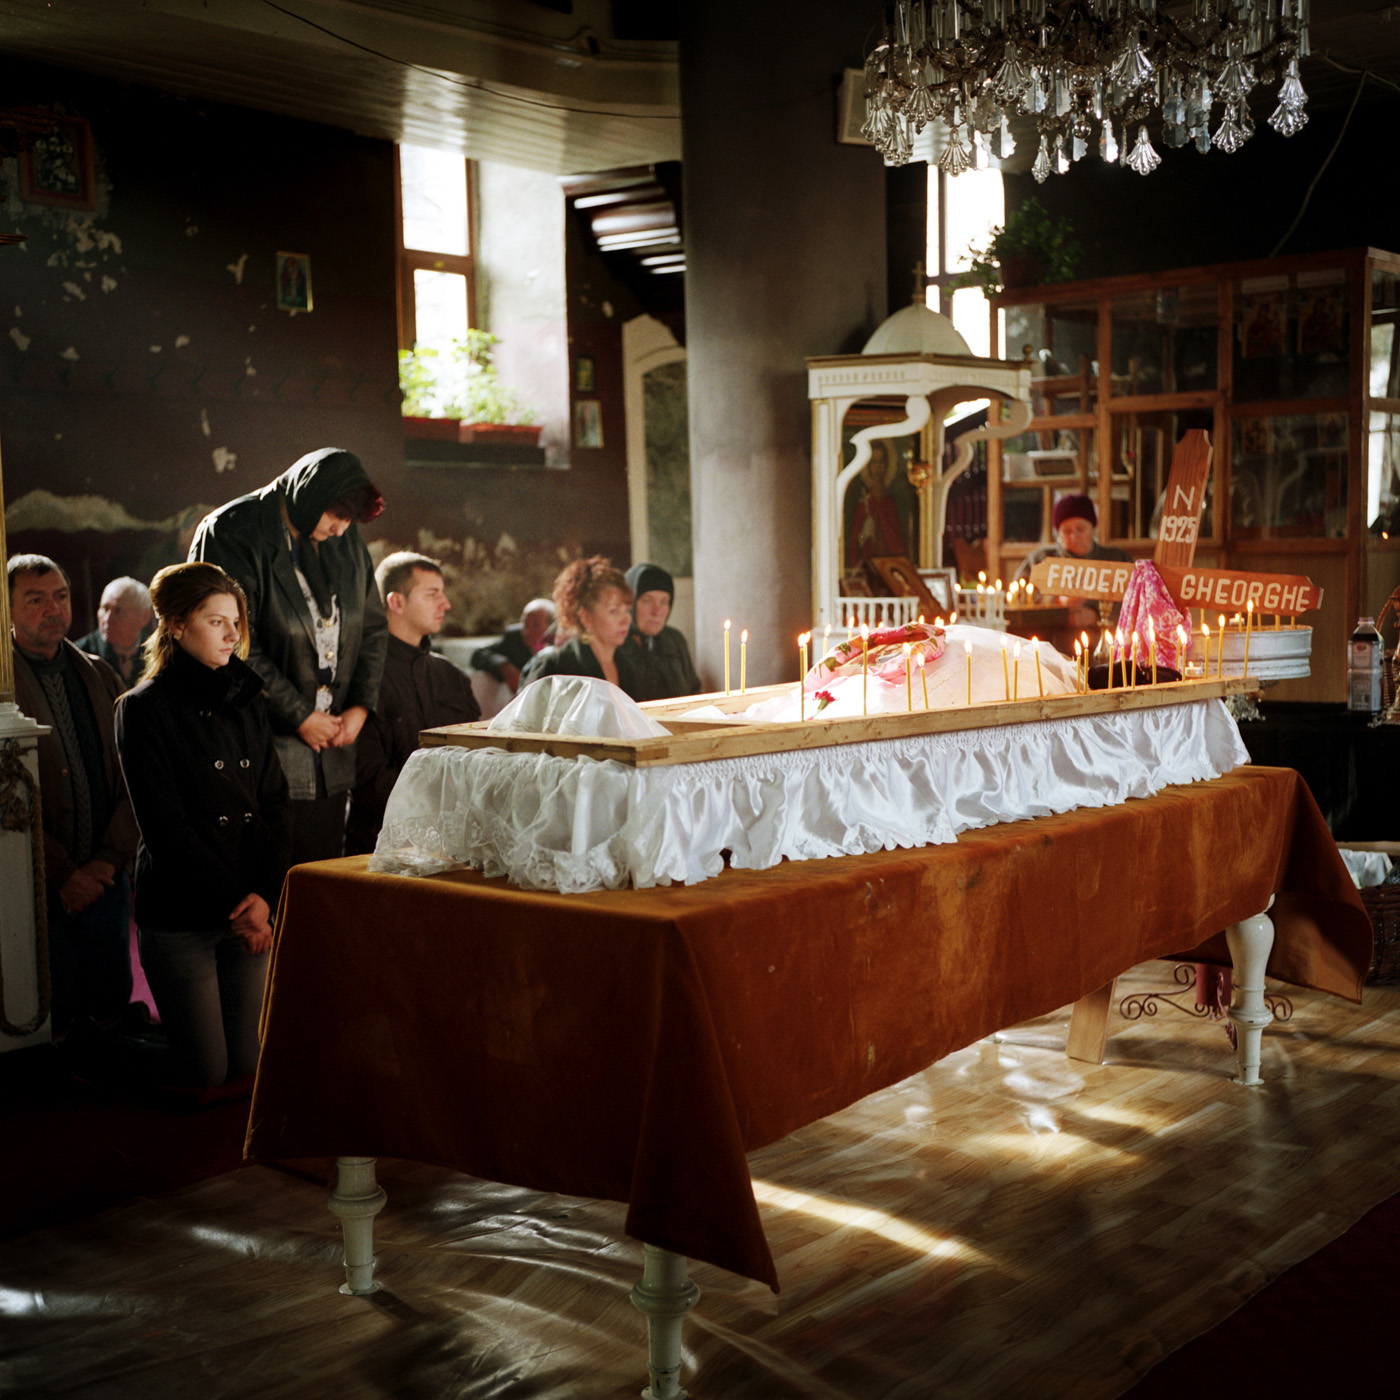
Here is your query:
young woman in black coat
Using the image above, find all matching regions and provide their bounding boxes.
[116,562,291,1090]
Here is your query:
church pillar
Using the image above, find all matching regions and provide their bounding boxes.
[680,2,887,687]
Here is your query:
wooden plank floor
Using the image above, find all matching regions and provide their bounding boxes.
[3,962,1399,1399]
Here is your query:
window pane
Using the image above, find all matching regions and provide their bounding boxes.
[943,169,1004,275]
[1233,269,1349,402]
[401,144,468,255]
[1231,412,1348,539]
[413,268,468,354]
[1108,284,1218,396]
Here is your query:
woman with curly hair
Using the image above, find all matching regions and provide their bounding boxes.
[519,555,647,698]
[115,562,290,1091]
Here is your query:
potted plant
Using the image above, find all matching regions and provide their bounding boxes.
[450,329,540,444]
[398,346,459,439]
[963,199,1081,299]
[397,330,541,444]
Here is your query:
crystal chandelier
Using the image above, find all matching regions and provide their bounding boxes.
[862,1,1311,179]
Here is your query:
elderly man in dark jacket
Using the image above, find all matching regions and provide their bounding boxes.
[188,448,387,864]
[9,554,140,1036]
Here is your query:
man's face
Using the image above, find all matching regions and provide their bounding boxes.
[395,568,450,638]
[634,589,671,638]
[1056,517,1095,557]
[12,570,72,658]
[521,607,552,652]
[97,587,150,651]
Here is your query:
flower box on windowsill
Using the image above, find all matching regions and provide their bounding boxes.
[403,416,461,441]
[459,422,542,446]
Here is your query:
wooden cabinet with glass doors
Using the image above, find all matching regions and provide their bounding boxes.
[986,247,1400,702]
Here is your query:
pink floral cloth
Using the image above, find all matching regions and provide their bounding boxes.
[1118,560,1191,671]
[805,622,946,693]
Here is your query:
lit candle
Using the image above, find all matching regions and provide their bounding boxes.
[1116,627,1126,690]
[918,650,929,708]
[724,618,731,696]
[1244,599,1254,677]
[1149,617,1157,686]
[1217,614,1226,678]
[1176,623,1188,677]
[1033,636,1044,697]
[861,623,869,716]
[740,628,748,694]
[1074,638,1083,695]
[1202,622,1210,681]
[965,638,972,705]
[1013,639,1021,700]
[1001,637,1010,700]
[1081,632,1090,693]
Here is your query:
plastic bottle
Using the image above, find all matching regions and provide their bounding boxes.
[1348,616,1382,713]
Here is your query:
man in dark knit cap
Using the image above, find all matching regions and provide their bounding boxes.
[10,554,140,1036]
[189,448,387,864]
[1014,494,1131,629]
[624,561,700,700]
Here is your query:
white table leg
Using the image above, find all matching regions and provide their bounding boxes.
[328,1155,386,1295]
[1226,903,1276,1087]
[630,1244,700,1400]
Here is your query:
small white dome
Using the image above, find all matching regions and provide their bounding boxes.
[862,301,974,357]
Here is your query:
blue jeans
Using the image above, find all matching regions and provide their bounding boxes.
[138,924,269,1087]
[47,869,132,1033]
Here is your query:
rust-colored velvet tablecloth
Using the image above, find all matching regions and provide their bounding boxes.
[245,766,1371,1289]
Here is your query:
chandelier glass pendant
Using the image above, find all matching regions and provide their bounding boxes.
[862,0,1311,179]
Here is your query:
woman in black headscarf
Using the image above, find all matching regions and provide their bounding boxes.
[188,448,387,864]
[624,561,701,700]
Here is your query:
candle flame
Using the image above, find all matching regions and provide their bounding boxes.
[916,652,926,668]
[724,619,731,631]
[978,570,987,583]
[741,628,748,642]
[1014,640,1021,657]
[949,610,957,624]
[964,639,972,655]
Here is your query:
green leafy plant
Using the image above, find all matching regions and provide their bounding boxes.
[398,330,537,425]
[962,199,1081,299]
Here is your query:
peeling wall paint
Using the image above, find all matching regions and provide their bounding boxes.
[5,489,187,534]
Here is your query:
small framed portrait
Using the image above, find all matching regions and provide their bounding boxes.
[19,116,96,212]
[868,556,943,618]
[1238,416,1273,457]
[275,252,313,312]
[574,398,603,449]
[575,355,595,393]
[1240,292,1285,359]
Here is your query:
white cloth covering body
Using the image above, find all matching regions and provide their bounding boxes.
[371,674,1250,894]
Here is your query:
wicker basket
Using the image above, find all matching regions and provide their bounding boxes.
[1361,883,1400,983]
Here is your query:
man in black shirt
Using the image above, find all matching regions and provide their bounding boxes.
[346,552,480,855]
